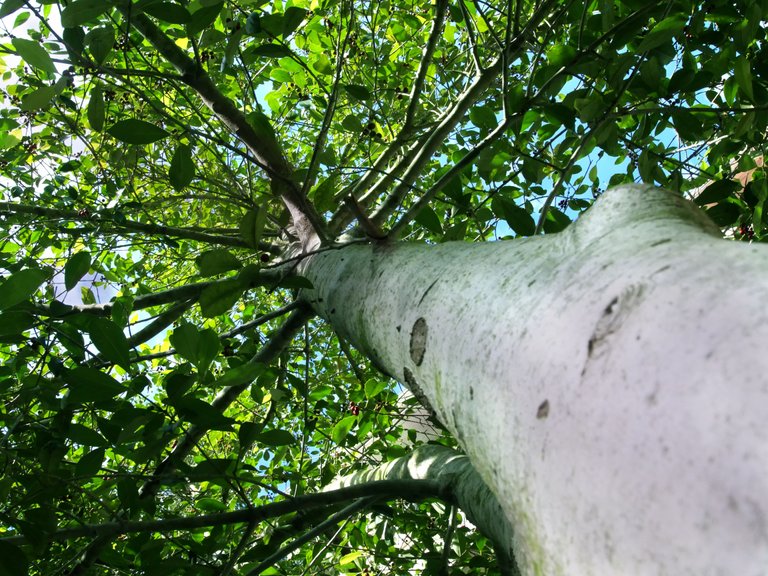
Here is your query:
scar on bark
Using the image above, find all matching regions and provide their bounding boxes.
[587,296,618,357]
[537,399,549,419]
[403,366,437,419]
[418,279,439,306]
[410,317,428,366]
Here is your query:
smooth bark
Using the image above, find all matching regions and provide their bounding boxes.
[300,184,768,576]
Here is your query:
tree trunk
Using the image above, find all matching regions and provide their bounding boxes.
[300,184,768,576]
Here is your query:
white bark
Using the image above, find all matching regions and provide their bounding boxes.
[326,444,515,564]
[300,184,768,576]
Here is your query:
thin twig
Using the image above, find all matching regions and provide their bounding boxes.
[301,0,352,197]
[245,497,377,575]
[404,0,451,129]
[460,0,485,73]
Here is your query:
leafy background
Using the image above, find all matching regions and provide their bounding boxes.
[0,0,766,574]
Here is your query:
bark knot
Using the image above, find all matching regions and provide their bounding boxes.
[409,317,428,366]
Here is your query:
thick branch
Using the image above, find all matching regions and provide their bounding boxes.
[36,269,283,318]
[0,480,443,544]
[326,444,516,566]
[329,0,560,235]
[118,5,328,248]
[126,299,193,348]
[0,202,254,248]
[368,0,559,228]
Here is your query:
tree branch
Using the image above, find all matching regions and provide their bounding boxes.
[459,0,484,73]
[64,307,314,575]
[388,112,518,239]
[0,480,442,545]
[403,0,450,130]
[327,0,560,236]
[126,299,193,348]
[367,0,560,229]
[36,268,284,318]
[245,497,376,575]
[300,2,351,198]
[117,4,329,249]
[0,202,257,249]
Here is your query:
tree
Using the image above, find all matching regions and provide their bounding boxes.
[0,0,766,574]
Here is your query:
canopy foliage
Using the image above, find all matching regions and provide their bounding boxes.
[0,0,765,574]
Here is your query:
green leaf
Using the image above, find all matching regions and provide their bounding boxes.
[85,25,114,65]
[196,497,227,512]
[171,395,234,430]
[53,322,86,361]
[734,56,754,102]
[343,84,372,101]
[239,206,267,248]
[187,2,223,36]
[309,384,333,400]
[542,206,571,233]
[0,541,28,576]
[64,251,91,291]
[169,322,219,375]
[638,16,685,52]
[216,362,265,388]
[332,416,356,445]
[198,280,244,317]
[66,423,108,447]
[672,111,703,143]
[694,180,740,206]
[313,53,333,75]
[706,201,741,227]
[469,106,497,130]
[492,196,535,236]
[195,249,242,276]
[81,286,96,305]
[546,44,576,68]
[258,12,284,36]
[63,26,85,59]
[339,551,363,566]
[364,378,387,399]
[63,367,126,405]
[251,43,293,58]
[169,143,195,191]
[143,2,191,24]
[0,268,49,311]
[75,448,105,477]
[221,27,244,71]
[414,206,443,235]
[87,317,131,370]
[107,120,169,145]
[574,94,604,122]
[87,84,105,131]
[61,0,111,27]
[341,114,363,132]
[245,12,261,35]
[255,429,295,446]
[274,276,313,290]
[12,38,56,75]
[0,0,25,18]
[20,84,58,111]
[282,7,307,37]
[0,311,35,336]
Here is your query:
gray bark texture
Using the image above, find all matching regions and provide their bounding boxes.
[300,184,768,576]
